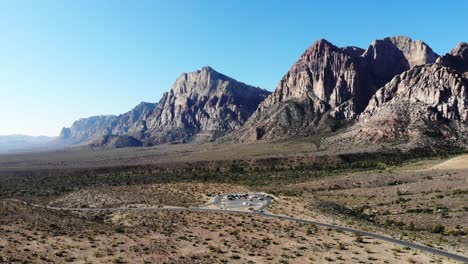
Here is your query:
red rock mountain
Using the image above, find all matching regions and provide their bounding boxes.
[58,36,468,151]
[327,44,468,149]
[437,42,468,77]
[235,36,438,141]
[360,65,467,143]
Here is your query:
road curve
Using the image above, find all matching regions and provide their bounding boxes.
[6,199,468,263]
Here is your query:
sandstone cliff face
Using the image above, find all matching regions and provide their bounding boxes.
[330,64,468,148]
[59,102,156,145]
[362,65,467,121]
[258,39,364,117]
[437,42,468,77]
[236,36,438,142]
[58,37,467,151]
[110,102,156,139]
[59,115,117,145]
[360,36,438,98]
[59,67,268,146]
[235,40,364,141]
[143,66,270,143]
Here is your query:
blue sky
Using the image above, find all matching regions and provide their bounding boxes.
[0,0,467,136]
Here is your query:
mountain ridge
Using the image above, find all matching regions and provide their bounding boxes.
[142,66,271,144]
[58,66,270,146]
[325,63,468,150]
[51,36,468,152]
[233,36,439,142]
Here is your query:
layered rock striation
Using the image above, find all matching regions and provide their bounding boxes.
[236,36,438,141]
[143,66,271,143]
[59,67,269,146]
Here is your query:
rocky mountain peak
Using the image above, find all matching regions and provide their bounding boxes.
[437,42,468,76]
[364,36,438,62]
[200,65,215,73]
[56,37,467,151]
[328,64,468,148]
[58,103,157,145]
[362,64,468,121]
[234,39,366,141]
[385,36,438,67]
[302,39,337,55]
[142,67,271,143]
[197,65,223,80]
[342,46,366,58]
[236,36,440,142]
[171,66,236,97]
[452,42,468,55]
[109,101,157,139]
[57,66,269,147]
[301,39,364,59]
[266,38,363,105]
[359,36,439,96]
[365,36,438,66]
[59,115,117,144]
[134,101,156,110]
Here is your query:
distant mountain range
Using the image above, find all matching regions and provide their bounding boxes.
[59,101,158,146]
[3,35,466,153]
[0,135,55,153]
[58,66,270,148]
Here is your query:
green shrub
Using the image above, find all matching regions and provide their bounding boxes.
[431,224,445,234]
[115,226,126,233]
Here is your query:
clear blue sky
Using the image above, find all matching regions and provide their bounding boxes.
[0,0,467,136]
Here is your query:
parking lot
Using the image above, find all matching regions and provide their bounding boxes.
[209,193,274,212]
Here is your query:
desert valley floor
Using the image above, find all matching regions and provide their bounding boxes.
[0,143,467,263]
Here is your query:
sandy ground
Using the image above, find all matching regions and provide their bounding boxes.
[432,154,468,170]
[48,183,250,209]
[0,200,455,264]
[0,141,319,171]
[270,165,468,257]
[0,146,466,263]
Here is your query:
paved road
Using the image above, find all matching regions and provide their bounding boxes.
[7,199,468,263]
